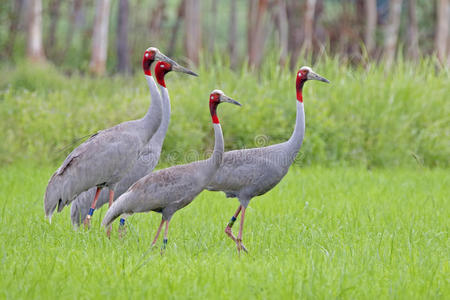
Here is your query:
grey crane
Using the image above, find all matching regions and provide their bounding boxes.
[44,47,197,227]
[205,66,329,253]
[70,60,173,228]
[102,89,241,248]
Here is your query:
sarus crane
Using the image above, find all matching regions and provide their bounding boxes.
[44,48,197,228]
[70,61,174,229]
[205,66,329,253]
[102,90,241,249]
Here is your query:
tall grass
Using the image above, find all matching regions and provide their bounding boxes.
[0,57,448,167]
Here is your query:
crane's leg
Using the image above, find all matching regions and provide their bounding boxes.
[118,213,130,239]
[83,187,102,229]
[236,206,247,254]
[161,220,170,255]
[108,189,114,207]
[151,218,165,247]
[224,205,248,253]
[106,189,115,238]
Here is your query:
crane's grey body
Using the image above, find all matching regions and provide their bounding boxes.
[102,123,224,226]
[70,84,171,226]
[44,75,162,220]
[206,101,305,207]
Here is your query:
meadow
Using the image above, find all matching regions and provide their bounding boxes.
[0,58,449,299]
[0,164,448,299]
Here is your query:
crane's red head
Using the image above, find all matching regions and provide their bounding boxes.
[142,47,158,76]
[155,61,172,87]
[209,90,241,124]
[296,66,330,102]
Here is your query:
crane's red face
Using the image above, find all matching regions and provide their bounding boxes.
[155,61,172,87]
[209,90,241,124]
[142,49,157,76]
[296,67,329,102]
[209,92,221,124]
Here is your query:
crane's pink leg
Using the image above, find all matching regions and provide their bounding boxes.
[151,218,165,247]
[106,189,115,238]
[161,219,170,255]
[236,206,246,254]
[224,205,248,253]
[108,189,114,207]
[83,187,102,229]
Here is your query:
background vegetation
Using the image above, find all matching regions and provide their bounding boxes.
[1,57,448,168]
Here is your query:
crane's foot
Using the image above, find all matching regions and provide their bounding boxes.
[225,227,248,253]
[83,215,91,229]
[236,238,248,254]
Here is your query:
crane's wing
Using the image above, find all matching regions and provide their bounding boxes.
[44,121,143,220]
[102,163,205,227]
[206,146,287,197]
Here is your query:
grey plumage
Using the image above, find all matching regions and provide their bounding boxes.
[44,48,197,223]
[205,67,329,252]
[102,90,241,245]
[44,75,162,221]
[70,79,171,227]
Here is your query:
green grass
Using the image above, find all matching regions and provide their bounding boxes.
[0,163,448,299]
[0,57,449,168]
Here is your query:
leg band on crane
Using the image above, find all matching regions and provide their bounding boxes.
[227,216,237,228]
[163,238,168,249]
[119,218,125,226]
[88,208,95,216]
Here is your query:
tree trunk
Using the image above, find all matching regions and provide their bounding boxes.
[149,1,166,37]
[274,0,288,66]
[407,0,419,60]
[209,0,218,53]
[6,0,24,58]
[304,0,317,54]
[286,0,303,69]
[184,0,202,64]
[384,0,403,67]
[228,0,238,68]
[167,0,185,57]
[365,0,377,56]
[61,0,83,61]
[435,0,449,64]
[89,0,111,76]
[47,0,62,56]
[116,0,130,74]
[247,0,269,68]
[27,0,45,62]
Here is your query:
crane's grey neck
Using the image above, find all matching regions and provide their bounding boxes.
[207,123,224,168]
[150,84,171,145]
[286,101,305,164]
[141,75,163,142]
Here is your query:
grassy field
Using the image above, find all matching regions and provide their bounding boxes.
[0,163,448,299]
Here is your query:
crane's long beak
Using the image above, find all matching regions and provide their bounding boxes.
[155,52,199,77]
[220,94,242,106]
[308,71,330,83]
[172,64,199,77]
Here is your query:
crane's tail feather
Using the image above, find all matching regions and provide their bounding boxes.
[44,173,75,222]
[44,174,62,222]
